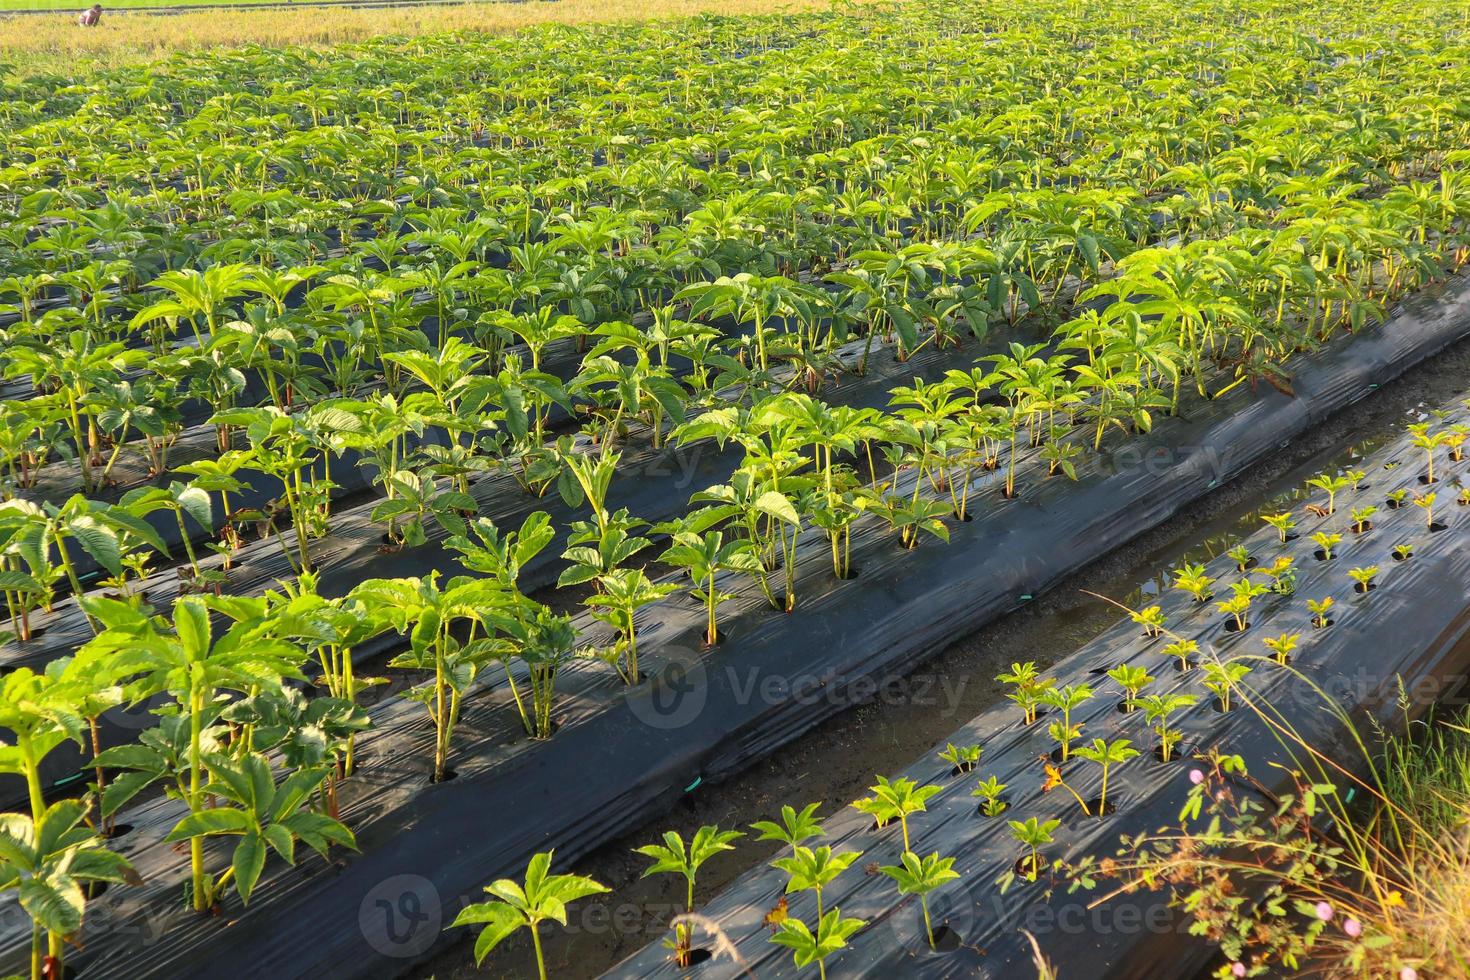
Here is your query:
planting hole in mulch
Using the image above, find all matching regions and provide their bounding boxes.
[1429,521,1450,532]
[1351,521,1374,534]
[427,768,460,786]
[948,763,977,778]
[682,949,713,967]
[1210,697,1232,713]
[1013,854,1045,879]
[929,925,963,953]
[1087,663,1118,675]
[1223,618,1250,633]
[102,824,134,841]
[1173,658,1196,673]
[1355,581,1378,594]
[14,627,48,644]
[1419,474,1439,485]
[835,564,863,581]
[1081,796,1119,818]
[1313,549,1335,561]
[1114,700,1139,716]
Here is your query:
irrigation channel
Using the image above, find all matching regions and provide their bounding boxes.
[421,335,1470,979]
[602,349,1470,977]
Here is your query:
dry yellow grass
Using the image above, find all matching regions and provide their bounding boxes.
[0,0,850,76]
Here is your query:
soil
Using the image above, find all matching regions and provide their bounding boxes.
[413,336,1470,980]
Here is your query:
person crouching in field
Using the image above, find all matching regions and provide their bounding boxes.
[78,3,102,25]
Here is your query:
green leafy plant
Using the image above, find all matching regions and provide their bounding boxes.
[878,850,960,950]
[1073,737,1139,814]
[637,825,744,968]
[1008,817,1061,881]
[997,661,1054,725]
[938,742,982,774]
[1202,660,1253,712]
[972,775,1009,816]
[451,851,608,980]
[853,776,941,852]
[1105,665,1153,713]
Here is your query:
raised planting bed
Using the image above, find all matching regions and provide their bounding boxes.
[8,275,1469,979]
[11,315,1062,806]
[606,385,1470,979]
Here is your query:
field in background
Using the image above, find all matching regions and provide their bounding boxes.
[2,0,366,9]
[0,0,843,75]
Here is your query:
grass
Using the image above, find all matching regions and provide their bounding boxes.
[1,0,362,9]
[0,0,850,75]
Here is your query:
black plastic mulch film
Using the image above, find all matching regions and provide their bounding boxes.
[608,394,1470,975]
[3,277,1469,978]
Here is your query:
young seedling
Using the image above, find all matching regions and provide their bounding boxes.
[1129,605,1167,638]
[1349,504,1376,534]
[773,844,862,934]
[636,825,745,967]
[451,851,608,980]
[1348,564,1380,594]
[1073,737,1139,814]
[1105,664,1153,713]
[1408,423,1445,483]
[853,776,941,852]
[1007,817,1061,881]
[1310,531,1341,560]
[1171,563,1215,603]
[996,661,1054,725]
[1227,544,1253,572]
[1393,542,1415,562]
[1387,488,1410,509]
[971,776,1008,817]
[1040,684,1093,761]
[1305,473,1352,514]
[1262,631,1300,666]
[1459,485,1470,507]
[1346,468,1367,492]
[1216,578,1268,631]
[1307,596,1335,628]
[1137,693,1198,762]
[1261,511,1295,543]
[751,802,824,858]
[879,851,960,951]
[660,530,763,647]
[1413,491,1437,530]
[1164,638,1200,672]
[770,908,866,980]
[1202,660,1253,712]
[938,743,982,775]
[1256,555,1297,596]
[1446,426,1468,463]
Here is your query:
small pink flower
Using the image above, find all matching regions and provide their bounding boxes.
[1343,918,1362,938]
[1400,969,1418,980]
[1314,901,1334,921]
[1189,769,1205,785]
[1230,963,1246,978]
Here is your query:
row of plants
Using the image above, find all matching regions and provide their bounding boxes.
[3,0,1470,976]
[588,392,1470,979]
